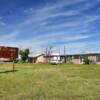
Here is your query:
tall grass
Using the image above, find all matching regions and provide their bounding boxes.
[0,63,100,100]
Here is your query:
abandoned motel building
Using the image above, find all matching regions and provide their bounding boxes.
[29,53,100,64]
[0,46,100,64]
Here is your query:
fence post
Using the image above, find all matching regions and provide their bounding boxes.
[13,58,15,72]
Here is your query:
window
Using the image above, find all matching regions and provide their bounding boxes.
[73,55,79,59]
[96,55,100,62]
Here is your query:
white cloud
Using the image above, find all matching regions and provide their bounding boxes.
[85,15,100,24]
[0,22,6,26]
[0,0,99,55]
[0,17,2,20]
[0,31,19,41]
[49,10,80,18]
[14,0,98,34]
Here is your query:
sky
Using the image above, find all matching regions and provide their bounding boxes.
[0,0,100,55]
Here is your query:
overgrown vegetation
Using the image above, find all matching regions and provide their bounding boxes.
[19,48,30,63]
[83,56,90,64]
[0,64,100,100]
[9,58,18,63]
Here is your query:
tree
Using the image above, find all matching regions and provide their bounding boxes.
[19,48,30,63]
[83,56,90,64]
[45,46,53,63]
[25,48,30,60]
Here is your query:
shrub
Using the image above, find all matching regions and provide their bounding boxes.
[83,57,90,64]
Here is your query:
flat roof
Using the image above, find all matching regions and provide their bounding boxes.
[60,53,100,56]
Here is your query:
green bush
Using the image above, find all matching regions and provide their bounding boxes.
[83,57,90,64]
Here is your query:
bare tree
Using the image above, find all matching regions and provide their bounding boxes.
[44,46,53,63]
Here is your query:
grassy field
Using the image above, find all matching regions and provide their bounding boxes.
[0,63,100,100]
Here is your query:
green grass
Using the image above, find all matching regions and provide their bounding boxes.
[0,63,100,100]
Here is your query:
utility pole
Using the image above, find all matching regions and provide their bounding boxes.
[64,46,66,63]
[49,46,52,63]
[45,48,48,63]
[59,48,60,55]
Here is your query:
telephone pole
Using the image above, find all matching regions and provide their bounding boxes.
[64,45,66,63]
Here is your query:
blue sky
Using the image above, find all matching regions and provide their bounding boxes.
[0,0,100,55]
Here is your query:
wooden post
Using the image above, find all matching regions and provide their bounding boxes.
[13,58,15,72]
